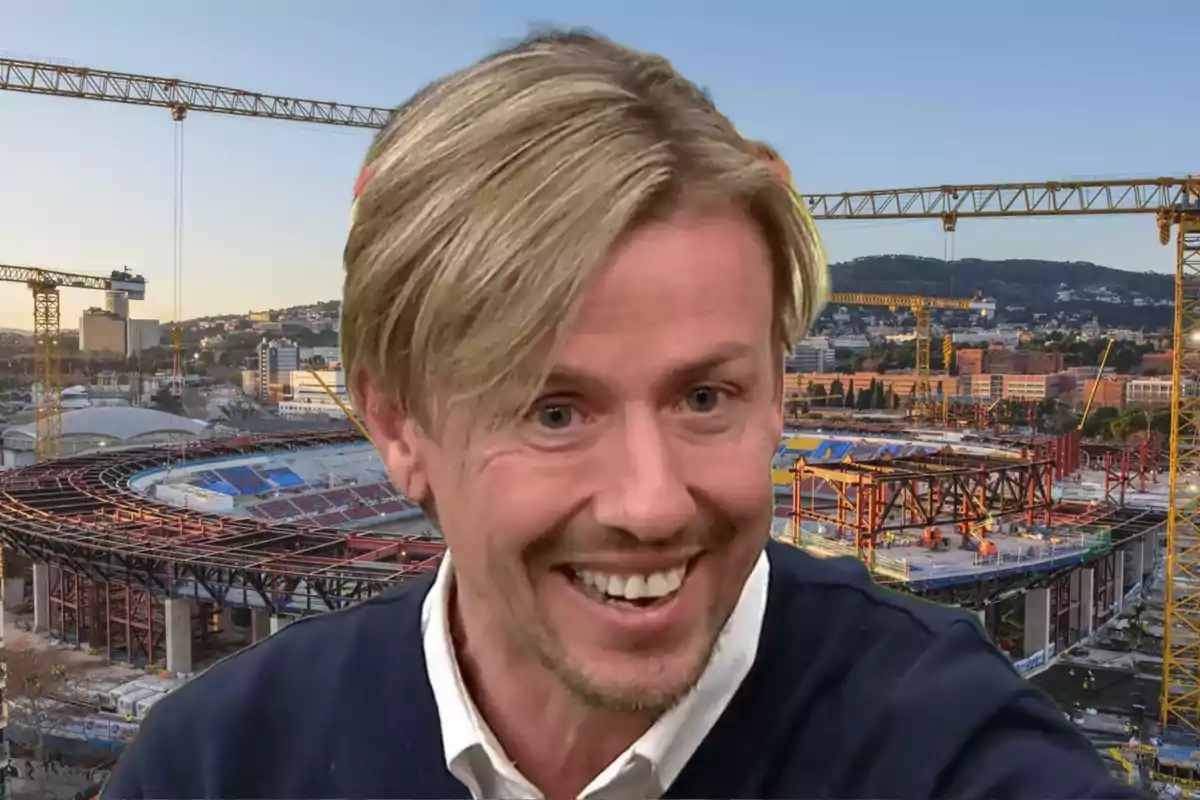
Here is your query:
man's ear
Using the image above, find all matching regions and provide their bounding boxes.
[355,370,431,506]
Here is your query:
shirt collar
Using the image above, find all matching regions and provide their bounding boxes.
[421,546,771,798]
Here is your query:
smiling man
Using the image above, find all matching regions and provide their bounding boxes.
[103,30,1143,800]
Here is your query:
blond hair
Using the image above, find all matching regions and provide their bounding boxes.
[343,30,827,427]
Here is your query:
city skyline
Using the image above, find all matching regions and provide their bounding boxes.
[2,0,1196,326]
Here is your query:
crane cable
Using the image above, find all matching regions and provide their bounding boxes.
[170,107,187,468]
[172,114,185,397]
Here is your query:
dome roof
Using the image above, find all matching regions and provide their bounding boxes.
[5,406,211,442]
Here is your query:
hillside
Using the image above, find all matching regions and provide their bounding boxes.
[830,256,1174,326]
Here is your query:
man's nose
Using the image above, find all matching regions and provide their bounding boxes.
[591,409,696,541]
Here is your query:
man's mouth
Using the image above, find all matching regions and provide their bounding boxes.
[564,563,689,609]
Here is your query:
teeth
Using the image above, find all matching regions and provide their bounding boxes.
[575,565,686,602]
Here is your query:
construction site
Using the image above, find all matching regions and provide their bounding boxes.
[0,54,1198,799]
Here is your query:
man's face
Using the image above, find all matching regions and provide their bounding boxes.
[398,201,781,712]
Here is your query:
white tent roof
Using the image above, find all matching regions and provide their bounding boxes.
[5,406,211,441]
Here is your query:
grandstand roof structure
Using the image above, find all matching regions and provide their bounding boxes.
[0,430,445,618]
[4,406,216,444]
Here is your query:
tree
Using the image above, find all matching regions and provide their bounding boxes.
[844,379,856,409]
[811,382,828,407]
[871,381,886,409]
[6,638,75,760]
[1081,406,1120,439]
[829,378,845,404]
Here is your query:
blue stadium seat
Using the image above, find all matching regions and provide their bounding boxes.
[261,466,305,489]
[214,466,271,494]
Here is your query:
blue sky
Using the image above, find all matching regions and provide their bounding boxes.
[2,0,1195,325]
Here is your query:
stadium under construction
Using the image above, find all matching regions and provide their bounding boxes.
[0,422,1162,682]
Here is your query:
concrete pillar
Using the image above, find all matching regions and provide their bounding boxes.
[1079,568,1095,637]
[2,576,24,607]
[269,614,292,635]
[213,607,232,633]
[1024,587,1051,658]
[32,563,49,633]
[1128,542,1144,591]
[1114,551,1127,614]
[250,610,271,642]
[164,598,193,674]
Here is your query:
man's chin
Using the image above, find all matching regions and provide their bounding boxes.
[547,641,714,715]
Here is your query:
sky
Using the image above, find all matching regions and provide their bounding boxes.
[1,0,1196,326]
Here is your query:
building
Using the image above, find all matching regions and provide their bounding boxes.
[1142,350,1173,376]
[956,347,1063,376]
[79,308,127,354]
[127,319,161,355]
[957,349,984,375]
[786,337,831,373]
[956,374,1003,401]
[278,369,349,420]
[1082,378,1128,410]
[300,346,342,366]
[1124,377,1196,407]
[951,329,1022,347]
[256,338,300,403]
[0,407,218,468]
[1000,373,1069,401]
[105,290,130,319]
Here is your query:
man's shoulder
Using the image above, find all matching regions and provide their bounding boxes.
[764,539,977,645]
[103,573,437,799]
[164,573,434,717]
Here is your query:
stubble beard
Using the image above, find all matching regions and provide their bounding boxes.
[521,612,723,716]
[510,509,751,716]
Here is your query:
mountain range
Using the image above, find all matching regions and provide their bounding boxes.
[829,256,1174,326]
[177,256,1176,330]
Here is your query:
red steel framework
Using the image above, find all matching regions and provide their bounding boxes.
[791,449,1057,564]
[0,430,445,665]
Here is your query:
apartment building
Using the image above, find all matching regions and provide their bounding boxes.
[255,338,300,403]
[278,369,350,420]
[1081,378,1128,411]
[957,346,1064,376]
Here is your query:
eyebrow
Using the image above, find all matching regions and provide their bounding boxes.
[543,341,757,394]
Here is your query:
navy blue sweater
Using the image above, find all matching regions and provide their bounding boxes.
[102,542,1143,799]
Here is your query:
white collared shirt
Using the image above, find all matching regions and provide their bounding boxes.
[420,548,770,800]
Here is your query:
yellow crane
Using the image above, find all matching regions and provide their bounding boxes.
[0,265,147,461]
[798,177,1200,736]
[825,291,994,409]
[5,57,1200,736]
[1078,338,1116,432]
[304,368,373,447]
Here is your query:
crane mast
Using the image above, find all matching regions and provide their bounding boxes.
[4,57,1200,738]
[825,292,994,413]
[0,265,148,461]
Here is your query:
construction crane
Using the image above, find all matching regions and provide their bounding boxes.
[1078,338,1116,433]
[800,178,1200,737]
[0,265,147,461]
[5,57,1200,737]
[825,291,994,411]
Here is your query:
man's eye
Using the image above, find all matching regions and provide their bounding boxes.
[686,386,722,413]
[535,404,574,430]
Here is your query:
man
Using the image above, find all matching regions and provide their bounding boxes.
[103,30,1142,800]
